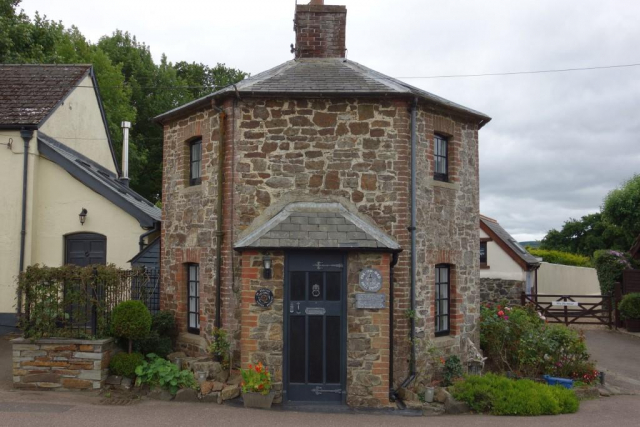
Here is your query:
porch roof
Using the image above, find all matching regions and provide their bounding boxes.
[234,202,401,251]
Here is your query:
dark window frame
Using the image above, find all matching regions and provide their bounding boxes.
[187,263,200,334]
[480,241,488,265]
[189,138,202,186]
[434,134,449,182]
[435,264,451,337]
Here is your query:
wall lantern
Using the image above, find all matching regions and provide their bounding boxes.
[263,255,272,279]
[79,208,88,226]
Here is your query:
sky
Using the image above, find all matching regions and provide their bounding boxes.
[20,0,640,241]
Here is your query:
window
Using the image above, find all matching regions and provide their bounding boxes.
[189,139,202,185]
[480,241,488,265]
[435,264,450,336]
[434,135,448,182]
[187,264,200,333]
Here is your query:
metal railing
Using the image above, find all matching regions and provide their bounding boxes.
[20,267,160,338]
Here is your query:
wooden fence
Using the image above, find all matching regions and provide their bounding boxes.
[521,292,614,328]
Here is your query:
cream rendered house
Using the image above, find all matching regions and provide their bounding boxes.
[0,64,160,332]
[479,215,541,305]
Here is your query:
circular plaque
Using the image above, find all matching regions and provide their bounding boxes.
[359,268,383,292]
[254,288,274,308]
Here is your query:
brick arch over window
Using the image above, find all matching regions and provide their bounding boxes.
[430,250,462,337]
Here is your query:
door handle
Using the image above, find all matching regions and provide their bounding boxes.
[290,303,294,314]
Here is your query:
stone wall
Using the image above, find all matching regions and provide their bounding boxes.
[480,278,525,306]
[346,252,390,407]
[12,338,115,391]
[160,94,482,395]
[239,250,285,382]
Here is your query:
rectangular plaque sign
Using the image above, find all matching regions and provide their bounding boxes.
[551,301,579,307]
[355,293,385,309]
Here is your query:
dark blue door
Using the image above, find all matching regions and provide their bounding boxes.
[285,252,346,403]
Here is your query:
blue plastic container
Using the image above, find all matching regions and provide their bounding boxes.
[542,375,574,389]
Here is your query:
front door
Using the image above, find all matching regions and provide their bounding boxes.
[284,252,346,403]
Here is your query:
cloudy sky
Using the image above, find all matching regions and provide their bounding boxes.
[21,0,640,241]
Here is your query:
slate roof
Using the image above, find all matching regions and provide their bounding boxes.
[234,202,401,251]
[480,215,540,267]
[38,133,161,228]
[154,58,491,126]
[0,64,91,126]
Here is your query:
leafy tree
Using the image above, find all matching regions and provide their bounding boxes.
[603,174,640,249]
[540,213,627,256]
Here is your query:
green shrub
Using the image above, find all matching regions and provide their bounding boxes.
[450,374,579,416]
[527,248,592,267]
[619,293,640,320]
[481,304,595,381]
[443,355,463,386]
[109,352,144,378]
[208,328,231,368]
[135,353,198,395]
[151,310,177,337]
[594,250,635,295]
[133,332,174,359]
[111,301,152,353]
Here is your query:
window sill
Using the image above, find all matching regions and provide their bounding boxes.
[429,178,459,191]
[180,185,203,195]
[433,335,457,347]
[480,264,490,270]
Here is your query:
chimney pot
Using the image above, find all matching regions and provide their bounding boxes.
[120,121,131,187]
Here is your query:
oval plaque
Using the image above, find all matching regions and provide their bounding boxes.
[255,288,274,308]
[359,268,383,292]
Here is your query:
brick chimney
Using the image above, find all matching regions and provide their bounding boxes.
[294,0,347,59]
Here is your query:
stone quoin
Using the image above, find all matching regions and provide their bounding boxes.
[156,0,490,407]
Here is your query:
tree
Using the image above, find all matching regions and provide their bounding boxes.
[540,213,627,256]
[2,1,248,202]
[603,174,640,249]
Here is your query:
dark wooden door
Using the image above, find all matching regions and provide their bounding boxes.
[65,233,107,266]
[284,252,346,403]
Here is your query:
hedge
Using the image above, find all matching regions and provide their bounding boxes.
[527,248,592,267]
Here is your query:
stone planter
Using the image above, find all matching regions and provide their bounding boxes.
[12,337,115,391]
[626,318,640,332]
[242,391,275,409]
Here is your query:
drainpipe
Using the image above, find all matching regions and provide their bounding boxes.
[389,251,399,401]
[17,128,35,316]
[214,109,227,329]
[139,222,159,252]
[391,97,419,406]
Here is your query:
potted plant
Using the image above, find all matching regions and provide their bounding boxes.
[619,293,640,332]
[241,362,274,409]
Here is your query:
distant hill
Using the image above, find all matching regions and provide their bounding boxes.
[520,241,541,249]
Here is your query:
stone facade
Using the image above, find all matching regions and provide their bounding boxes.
[159,94,482,405]
[480,278,525,306]
[12,338,115,391]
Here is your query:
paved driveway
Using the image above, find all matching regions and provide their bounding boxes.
[584,329,640,393]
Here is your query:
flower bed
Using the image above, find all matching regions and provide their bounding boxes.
[481,303,598,383]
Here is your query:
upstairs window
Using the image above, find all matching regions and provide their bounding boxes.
[480,241,488,265]
[189,139,202,186]
[435,264,450,336]
[434,135,448,182]
[187,264,200,334]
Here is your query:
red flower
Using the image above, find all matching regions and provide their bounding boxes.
[497,310,505,317]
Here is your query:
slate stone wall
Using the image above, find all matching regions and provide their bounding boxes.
[480,278,525,306]
[12,338,115,391]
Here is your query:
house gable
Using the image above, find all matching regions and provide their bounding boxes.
[39,73,119,173]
